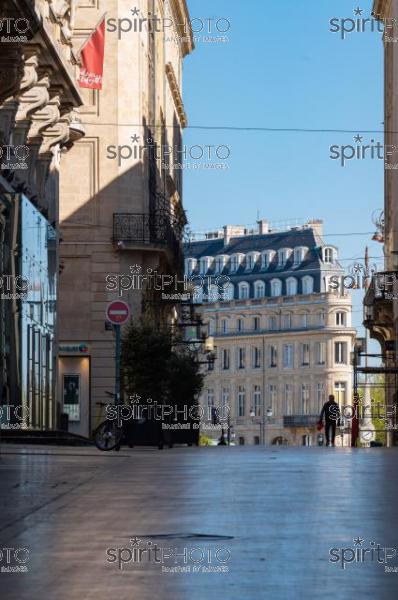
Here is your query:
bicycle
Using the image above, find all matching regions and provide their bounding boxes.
[93,392,176,451]
[93,395,123,452]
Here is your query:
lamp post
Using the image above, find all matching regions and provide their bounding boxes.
[250,406,273,445]
[250,408,262,445]
[266,407,273,445]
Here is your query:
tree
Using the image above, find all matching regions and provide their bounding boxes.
[168,349,204,409]
[121,320,172,403]
[121,321,204,409]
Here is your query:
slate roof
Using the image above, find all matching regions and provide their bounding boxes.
[184,228,343,274]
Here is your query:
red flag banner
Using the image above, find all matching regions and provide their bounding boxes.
[78,16,106,90]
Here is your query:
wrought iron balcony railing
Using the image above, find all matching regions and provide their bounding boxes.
[113,212,181,253]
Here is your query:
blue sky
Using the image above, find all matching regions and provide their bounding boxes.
[182,0,385,334]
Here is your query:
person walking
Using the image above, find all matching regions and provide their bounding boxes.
[319,395,340,447]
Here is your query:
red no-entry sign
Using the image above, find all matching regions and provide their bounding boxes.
[106,301,130,325]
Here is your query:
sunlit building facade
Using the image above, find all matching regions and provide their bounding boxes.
[185,220,356,446]
[58,1,194,436]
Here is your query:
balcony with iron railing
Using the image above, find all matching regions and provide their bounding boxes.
[113,211,182,258]
[213,324,326,338]
[113,192,186,256]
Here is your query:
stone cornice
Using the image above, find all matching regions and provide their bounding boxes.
[165,62,187,128]
[169,0,194,56]
[39,19,84,106]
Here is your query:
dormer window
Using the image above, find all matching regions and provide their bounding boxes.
[200,257,213,275]
[261,250,275,270]
[323,247,335,264]
[293,247,308,267]
[246,252,260,271]
[230,253,244,273]
[215,255,228,274]
[278,248,291,268]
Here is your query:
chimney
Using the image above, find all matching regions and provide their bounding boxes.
[223,225,233,247]
[257,220,269,235]
[308,219,323,237]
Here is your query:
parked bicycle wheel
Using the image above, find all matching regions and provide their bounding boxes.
[93,420,123,451]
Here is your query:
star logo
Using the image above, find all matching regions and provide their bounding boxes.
[352,262,364,274]
[354,7,363,16]
[131,134,140,143]
[354,134,363,143]
[353,536,364,546]
[129,394,141,405]
[131,7,140,17]
[130,537,141,547]
[130,265,142,274]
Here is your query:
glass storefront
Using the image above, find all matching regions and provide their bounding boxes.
[0,193,57,430]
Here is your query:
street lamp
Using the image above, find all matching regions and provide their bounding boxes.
[204,335,215,353]
[250,408,261,445]
[264,407,273,446]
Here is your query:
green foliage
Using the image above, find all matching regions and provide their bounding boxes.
[121,321,172,402]
[169,350,204,408]
[199,434,215,446]
[358,375,386,445]
[121,320,204,407]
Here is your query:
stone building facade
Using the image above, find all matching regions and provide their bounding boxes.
[364,1,398,445]
[58,1,194,436]
[184,220,356,446]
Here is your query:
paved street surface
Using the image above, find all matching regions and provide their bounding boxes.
[0,445,398,600]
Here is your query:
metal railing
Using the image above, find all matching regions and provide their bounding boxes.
[113,212,181,255]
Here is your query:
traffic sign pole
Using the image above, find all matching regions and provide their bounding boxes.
[106,300,130,411]
[115,324,121,406]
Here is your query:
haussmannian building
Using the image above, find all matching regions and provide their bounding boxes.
[184,220,356,446]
